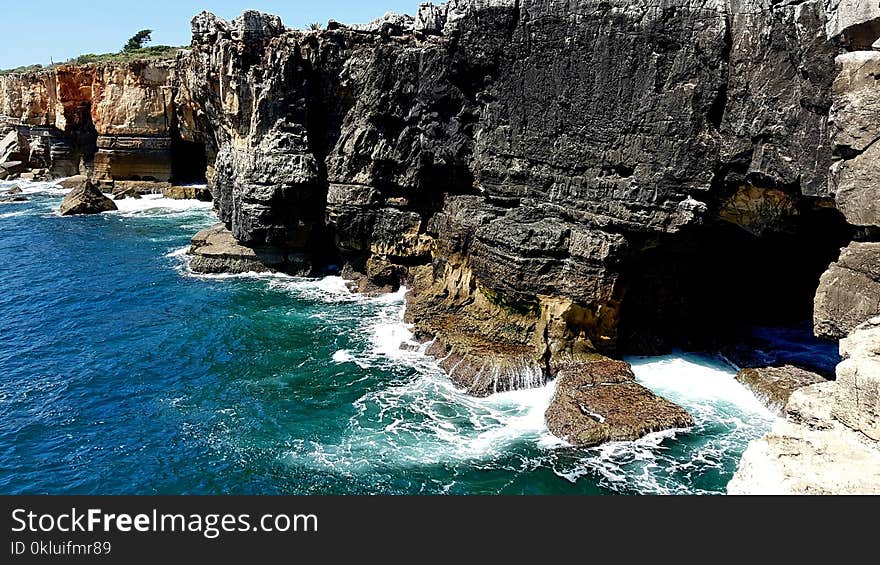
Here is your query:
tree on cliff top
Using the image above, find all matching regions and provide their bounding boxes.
[123,30,153,53]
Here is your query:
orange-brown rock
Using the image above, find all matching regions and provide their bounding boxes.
[545,358,694,447]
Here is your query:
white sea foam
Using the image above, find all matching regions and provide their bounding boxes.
[164,246,190,258]
[109,193,214,216]
[193,271,776,493]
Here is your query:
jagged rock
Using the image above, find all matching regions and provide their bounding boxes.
[832,142,880,227]
[58,181,117,215]
[735,365,828,415]
[57,175,88,190]
[0,195,28,203]
[814,242,880,339]
[189,224,308,275]
[5,186,22,194]
[349,12,414,35]
[830,51,880,154]
[163,185,212,201]
[545,357,694,447]
[729,319,880,494]
[727,415,880,494]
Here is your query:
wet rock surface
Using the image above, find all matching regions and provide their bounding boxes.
[545,358,694,448]
[735,365,828,415]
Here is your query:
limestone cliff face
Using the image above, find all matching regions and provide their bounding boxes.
[0,59,178,181]
[176,1,864,393]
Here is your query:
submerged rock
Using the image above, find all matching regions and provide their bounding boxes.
[59,181,117,216]
[729,318,880,494]
[545,358,694,448]
[735,365,827,415]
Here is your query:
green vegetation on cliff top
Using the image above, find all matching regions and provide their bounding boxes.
[0,45,184,76]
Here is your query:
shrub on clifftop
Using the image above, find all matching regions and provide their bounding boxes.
[123,30,153,52]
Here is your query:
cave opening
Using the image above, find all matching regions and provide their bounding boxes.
[170,138,208,185]
[616,205,853,364]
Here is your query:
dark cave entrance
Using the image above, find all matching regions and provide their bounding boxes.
[616,206,853,357]
[170,138,208,185]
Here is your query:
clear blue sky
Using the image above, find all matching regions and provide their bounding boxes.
[0,1,423,69]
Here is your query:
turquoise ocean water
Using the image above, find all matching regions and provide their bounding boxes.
[1,180,828,494]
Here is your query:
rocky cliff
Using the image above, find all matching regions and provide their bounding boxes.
[174,1,875,393]
[0,55,207,191]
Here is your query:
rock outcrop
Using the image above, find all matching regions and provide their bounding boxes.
[58,180,117,215]
[189,224,308,274]
[0,53,204,190]
[163,185,212,201]
[814,242,880,339]
[545,357,694,447]
[169,1,860,396]
[735,365,828,415]
[729,318,880,494]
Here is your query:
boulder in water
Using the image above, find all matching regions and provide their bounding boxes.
[59,181,117,216]
[5,186,22,194]
[545,357,695,447]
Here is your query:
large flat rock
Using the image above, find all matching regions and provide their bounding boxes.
[545,358,694,448]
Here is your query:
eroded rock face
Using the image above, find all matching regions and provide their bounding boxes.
[814,242,880,339]
[58,181,117,215]
[544,357,694,447]
[735,365,827,415]
[729,318,880,494]
[0,57,184,184]
[170,1,858,393]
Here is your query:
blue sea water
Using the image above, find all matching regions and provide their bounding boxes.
[0,180,832,494]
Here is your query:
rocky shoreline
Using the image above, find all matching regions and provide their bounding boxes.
[2,1,880,482]
[729,318,880,494]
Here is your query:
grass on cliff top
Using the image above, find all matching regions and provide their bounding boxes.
[0,46,184,76]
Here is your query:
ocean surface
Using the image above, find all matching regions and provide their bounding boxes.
[0,180,838,494]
